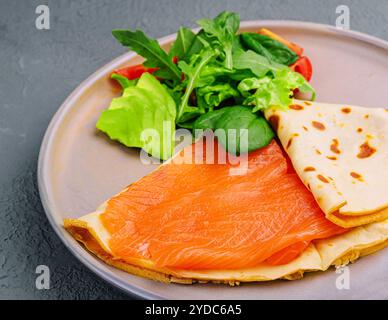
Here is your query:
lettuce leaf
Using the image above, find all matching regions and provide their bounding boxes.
[238,68,316,112]
[96,73,176,160]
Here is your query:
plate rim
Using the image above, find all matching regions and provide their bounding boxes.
[37,20,388,300]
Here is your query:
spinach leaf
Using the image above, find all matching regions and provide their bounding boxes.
[194,106,274,154]
[193,107,229,131]
[197,11,240,69]
[241,33,299,66]
[112,29,181,82]
[169,27,196,61]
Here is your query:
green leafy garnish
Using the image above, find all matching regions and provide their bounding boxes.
[101,11,316,159]
[169,27,196,61]
[233,49,286,77]
[111,73,137,89]
[197,11,240,69]
[238,68,315,112]
[97,73,176,160]
[240,33,299,66]
[177,49,217,122]
[194,106,274,154]
[112,30,181,81]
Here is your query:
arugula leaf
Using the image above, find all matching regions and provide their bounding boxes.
[194,106,274,154]
[177,49,217,122]
[233,49,286,77]
[241,33,299,66]
[197,11,240,69]
[169,27,196,61]
[96,73,176,160]
[238,68,316,112]
[112,29,181,82]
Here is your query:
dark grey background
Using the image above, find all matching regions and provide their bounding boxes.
[0,0,387,300]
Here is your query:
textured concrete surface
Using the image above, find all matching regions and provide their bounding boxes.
[0,0,387,300]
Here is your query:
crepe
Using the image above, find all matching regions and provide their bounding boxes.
[63,138,388,284]
[265,100,388,228]
[64,209,388,284]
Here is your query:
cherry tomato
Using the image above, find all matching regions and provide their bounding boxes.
[290,56,313,81]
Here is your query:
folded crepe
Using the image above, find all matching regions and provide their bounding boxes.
[265,100,388,228]
[64,138,388,284]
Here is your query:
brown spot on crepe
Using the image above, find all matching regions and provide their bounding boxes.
[350,171,363,180]
[286,133,299,149]
[315,149,322,155]
[302,126,308,131]
[357,128,363,133]
[268,115,280,132]
[357,142,376,159]
[289,104,304,110]
[312,121,325,130]
[304,101,312,106]
[307,183,311,190]
[286,138,293,149]
[330,139,341,154]
[304,166,316,172]
[317,174,329,183]
[326,156,337,160]
[341,107,351,114]
[364,114,369,119]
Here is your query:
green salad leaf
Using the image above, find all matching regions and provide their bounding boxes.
[97,73,176,160]
[112,30,181,82]
[106,11,316,159]
[240,33,299,66]
[169,27,196,61]
[111,73,137,89]
[197,11,240,69]
[238,68,316,112]
[177,49,217,122]
[233,49,286,77]
[194,106,274,154]
[196,83,240,111]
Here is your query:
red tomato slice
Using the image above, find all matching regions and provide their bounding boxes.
[290,56,313,81]
[112,64,158,80]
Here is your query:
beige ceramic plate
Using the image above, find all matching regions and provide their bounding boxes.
[38,21,388,299]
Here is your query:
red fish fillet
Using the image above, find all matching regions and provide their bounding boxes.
[101,140,346,270]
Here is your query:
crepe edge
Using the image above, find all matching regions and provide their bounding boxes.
[63,217,388,285]
[326,207,388,228]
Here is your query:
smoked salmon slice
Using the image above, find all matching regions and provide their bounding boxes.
[101,140,346,270]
